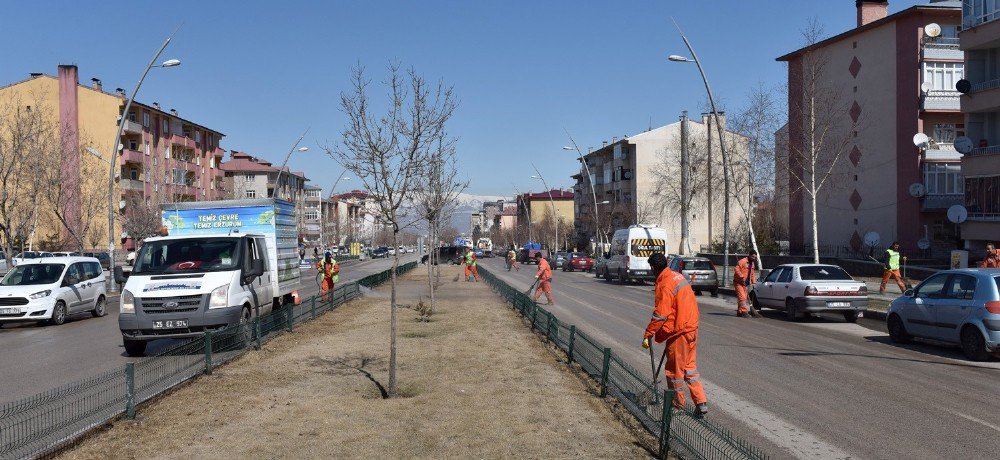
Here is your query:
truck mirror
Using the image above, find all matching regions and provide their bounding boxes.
[250,259,265,278]
[113,266,129,285]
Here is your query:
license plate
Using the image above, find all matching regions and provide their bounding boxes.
[633,271,648,275]
[0,308,19,314]
[827,302,851,308]
[152,319,188,329]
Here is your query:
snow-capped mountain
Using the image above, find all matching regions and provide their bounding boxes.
[449,193,511,232]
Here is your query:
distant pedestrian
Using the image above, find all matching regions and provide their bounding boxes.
[313,247,319,261]
[733,250,758,317]
[981,243,1000,268]
[507,247,519,271]
[642,253,708,415]
[533,255,554,305]
[879,241,907,295]
[299,247,306,262]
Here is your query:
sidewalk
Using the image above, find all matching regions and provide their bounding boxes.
[61,265,646,458]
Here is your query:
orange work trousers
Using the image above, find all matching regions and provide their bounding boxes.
[880,269,906,293]
[734,283,750,315]
[533,280,553,304]
[321,278,336,302]
[665,331,707,409]
[470,265,480,281]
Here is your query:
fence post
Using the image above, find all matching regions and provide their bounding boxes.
[531,303,538,330]
[125,362,136,419]
[600,347,611,397]
[567,325,576,364]
[658,389,673,458]
[548,314,557,343]
[204,331,213,375]
[311,295,316,319]
[254,316,262,351]
[286,305,294,332]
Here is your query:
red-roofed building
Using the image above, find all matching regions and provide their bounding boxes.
[220,151,308,201]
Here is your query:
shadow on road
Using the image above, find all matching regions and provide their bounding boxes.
[713,342,999,370]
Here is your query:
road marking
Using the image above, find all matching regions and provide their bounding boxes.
[943,408,1000,433]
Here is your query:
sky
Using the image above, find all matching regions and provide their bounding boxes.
[0,0,932,198]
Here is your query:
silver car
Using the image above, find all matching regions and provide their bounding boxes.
[886,268,1000,361]
[751,264,869,322]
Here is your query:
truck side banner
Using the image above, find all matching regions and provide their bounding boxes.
[161,205,276,235]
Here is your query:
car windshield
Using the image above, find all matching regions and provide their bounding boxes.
[799,266,853,281]
[1,264,65,286]
[133,238,240,275]
[571,253,588,258]
[15,252,39,259]
[683,260,714,270]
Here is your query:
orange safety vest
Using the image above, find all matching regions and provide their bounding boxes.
[644,268,700,342]
[317,258,340,282]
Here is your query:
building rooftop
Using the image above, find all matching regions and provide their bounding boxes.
[522,189,574,200]
[220,151,307,180]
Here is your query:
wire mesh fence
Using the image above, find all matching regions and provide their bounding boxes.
[478,266,768,460]
[0,262,415,460]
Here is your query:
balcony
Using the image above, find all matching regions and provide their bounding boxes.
[969,212,1000,221]
[921,194,964,211]
[922,37,962,60]
[121,179,144,191]
[121,148,144,164]
[169,134,195,149]
[966,145,1000,156]
[122,119,143,134]
[960,78,1000,113]
[921,90,960,111]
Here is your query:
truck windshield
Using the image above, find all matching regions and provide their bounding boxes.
[133,238,240,275]
[1,264,66,286]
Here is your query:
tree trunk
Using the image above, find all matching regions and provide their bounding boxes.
[426,222,436,315]
[388,229,399,398]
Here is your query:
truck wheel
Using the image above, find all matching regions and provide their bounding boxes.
[239,305,253,346]
[123,339,147,357]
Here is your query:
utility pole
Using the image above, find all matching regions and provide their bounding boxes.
[680,111,690,255]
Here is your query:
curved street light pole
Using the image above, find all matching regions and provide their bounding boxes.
[670,19,733,286]
[511,184,532,244]
[563,132,603,255]
[530,165,559,252]
[272,128,310,200]
[106,33,180,291]
[322,173,350,248]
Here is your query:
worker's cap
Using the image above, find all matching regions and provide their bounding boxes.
[325,250,333,258]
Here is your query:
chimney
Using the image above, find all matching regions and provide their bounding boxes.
[115,87,125,96]
[856,0,888,27]
[170,109,178,116]
[702,111,727,130]
[612,136,618,143]
[153,102,161,110]
[29,72,42,79]
[90,77,102,91]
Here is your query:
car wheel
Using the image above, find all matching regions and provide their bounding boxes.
[960,326,991,361]
[618,269,627,285]
[784,298,801,322]
[886,314,913,344]
[711,287,719,298]
[50,301,67,326]
[604,268,612,282]
[123,339,147,357]
[843,311,860,323]
[92,295,107,317]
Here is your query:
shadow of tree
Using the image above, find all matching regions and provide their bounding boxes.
[311,354,388,399]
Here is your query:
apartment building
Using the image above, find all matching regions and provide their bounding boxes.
[220,151,307,201]
[571,115,745,253]
[302,185,324,246]
[0,64,227,250]
[959,0,1000,252]
[776,0,964,254]
[334,190,381,245]
[516,190,574,249]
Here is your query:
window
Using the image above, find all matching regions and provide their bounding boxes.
[145,141,150,156]
[128,111,136,122]
[924,163,963,195]
[172,169,185,185]
[764,267,785,283]
[933,124,958,145]
[130,169,138,180]
[84,262,102,280]
[915,274,949,299]
[128,140,138,150]
[195,131,202,143]
[164,147,170,159]
[162,119,169,134]
[245,174,254,182]
[945,274,977,300]
[777,268,793,283]
[305,211,319,220]
[153,156,157,166]
[922,62,964,91]
[245,189,257,199]
[146,197,151,206]
[965,175,1000,213]
[142,112,150,127]
[209,134,215,148]
[799,266,853,281]
[613,144,622,159]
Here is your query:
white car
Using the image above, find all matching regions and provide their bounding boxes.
[12,251,54,267]
[751,263,869,322]
[0,256,108,326]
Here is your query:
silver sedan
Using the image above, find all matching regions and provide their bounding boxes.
[750,264,869,322]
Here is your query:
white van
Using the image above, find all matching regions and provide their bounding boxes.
[602,225,668,284]
[0,256,108,326]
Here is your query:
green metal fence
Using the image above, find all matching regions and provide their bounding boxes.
[478,266,767,460]
[0,262,417,460]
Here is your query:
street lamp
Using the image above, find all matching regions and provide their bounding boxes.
[669,20,734,286]
[562,138,604,255]
[104,32,181,291]
[530,169,560,252]
[272,129,310,200]
[322,174,351,248]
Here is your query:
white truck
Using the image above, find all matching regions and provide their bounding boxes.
[115,198,301,356]
[476,238,494,257]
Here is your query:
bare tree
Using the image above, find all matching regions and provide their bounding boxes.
[40,130,108,252]
[0,97,48,266]
[785,19,860,262]
[649,130,714,252]
[326,63,456,398]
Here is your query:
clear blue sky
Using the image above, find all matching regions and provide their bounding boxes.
[0,0,929,197]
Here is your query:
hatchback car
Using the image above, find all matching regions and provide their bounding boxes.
[886,268,1000,361]
[751,264,868,322]
[668,255,719,297]
[0,257,108,326]
[372,247,390,258]
[549,251,569,269]
[563,252,594,272]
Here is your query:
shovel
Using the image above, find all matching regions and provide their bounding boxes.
[641,340,670,406]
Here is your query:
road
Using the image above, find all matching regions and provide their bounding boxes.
[0,255,415,404]
[482,258,1000,460]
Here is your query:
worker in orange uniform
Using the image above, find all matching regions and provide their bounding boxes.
[642,253,708,416]
[879,241,907,294]
[533,255,554,305]
[465,247,481,282]
[733,250,758,318]
[981,243,1000,268]
[316,250,340,303]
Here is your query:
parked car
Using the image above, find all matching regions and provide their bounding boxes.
[517,248,549,264]
[750,264,868,322]
[0,256,108,326]
[548,251,569,269]
[51,252,81,257]
[886,268,1000,361]
[604,225,668,284]
[421,246,463,265]
[593,254,609,278]
[82,251,112,270]
[563,252,594,272]
[12,251,53,267]
[474,248,484,258]
[668,255,719,296]
[372,247,390,258]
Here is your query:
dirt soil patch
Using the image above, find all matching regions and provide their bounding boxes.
[61,264,647,459]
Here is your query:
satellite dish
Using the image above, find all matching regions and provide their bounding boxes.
[947,205,968,224]
[912,133,930,149]
[956,79,972,94]
[909,183,926,198]
[954,136,973,154]
[119,200,127,210]
[920,81,932,93]
[864,231,881,247]
[917,238,931,250]
[925,23,942,38]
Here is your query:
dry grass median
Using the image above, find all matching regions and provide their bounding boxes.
[61,264,646,459]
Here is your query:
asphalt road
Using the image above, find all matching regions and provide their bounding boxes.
[0,255,415,405]
[482,258,1000,460]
